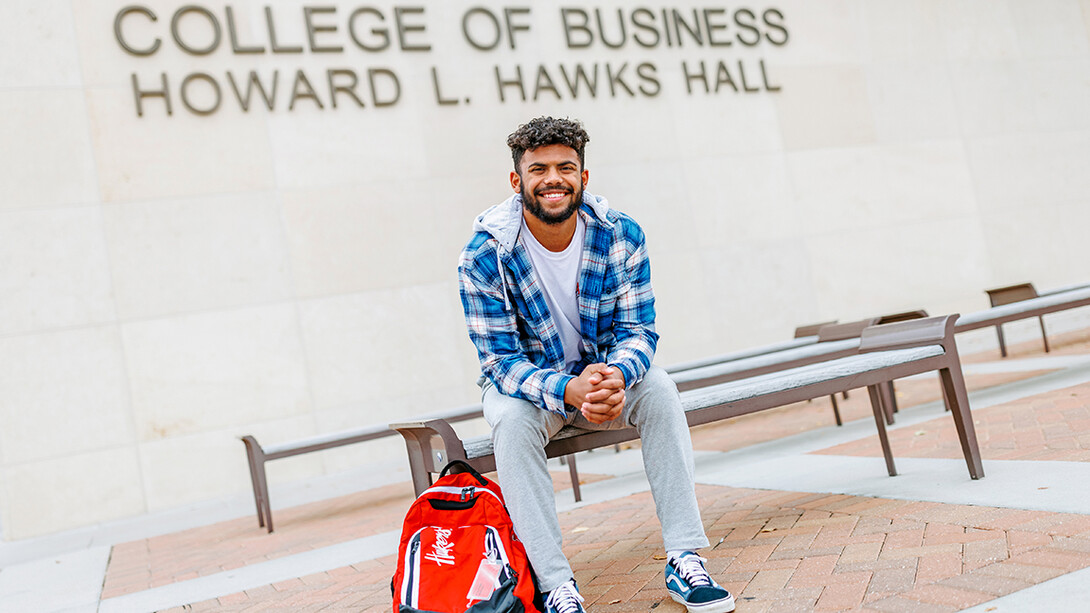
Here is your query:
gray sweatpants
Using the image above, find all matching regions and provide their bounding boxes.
[482,365,709,592]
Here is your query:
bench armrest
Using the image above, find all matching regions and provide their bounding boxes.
[860,314,959,353]
[389,419,470,477]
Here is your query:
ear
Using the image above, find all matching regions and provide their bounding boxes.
[581,168,589,187]
[510,170,521,194]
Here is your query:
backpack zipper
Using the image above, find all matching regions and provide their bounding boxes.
[402,530,423,607]
[423,485,503,505]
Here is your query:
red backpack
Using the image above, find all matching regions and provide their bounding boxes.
[392,461,541,613]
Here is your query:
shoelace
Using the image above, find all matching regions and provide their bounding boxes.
[675,554,713,588]
[546,581,585,613]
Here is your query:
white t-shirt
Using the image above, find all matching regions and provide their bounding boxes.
[520,216,586,373]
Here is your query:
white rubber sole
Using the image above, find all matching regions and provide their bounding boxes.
[667,591,736,613]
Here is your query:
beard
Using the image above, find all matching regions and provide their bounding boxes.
[521,183,584,225]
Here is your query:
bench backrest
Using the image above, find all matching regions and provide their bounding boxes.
[817,318,880,342]
[875,309,929,325]
[794,320,837,338]
[986,283,1039,307]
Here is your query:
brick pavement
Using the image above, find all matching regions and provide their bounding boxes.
[157,484,1090,612]
[816,381,1090,462]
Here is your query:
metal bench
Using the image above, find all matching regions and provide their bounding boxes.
[391,315,984,497]
[980,283,1090,357]
[959,285,1090,356]
[240,404,489,533]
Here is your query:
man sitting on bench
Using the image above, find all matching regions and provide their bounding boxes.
[458,116,735,613]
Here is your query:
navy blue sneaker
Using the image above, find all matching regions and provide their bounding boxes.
[665,552,735,613]
[545,580,586,613]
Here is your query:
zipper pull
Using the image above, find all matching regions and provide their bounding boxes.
[460,487,475,501]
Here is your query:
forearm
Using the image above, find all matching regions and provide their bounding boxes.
[482,352,574,416]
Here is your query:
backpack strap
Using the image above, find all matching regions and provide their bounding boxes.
[439,460,488,485]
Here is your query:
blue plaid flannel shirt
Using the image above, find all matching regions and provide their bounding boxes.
[458,192,659,416]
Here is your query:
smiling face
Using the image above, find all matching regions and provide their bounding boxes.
[511,144,590,226]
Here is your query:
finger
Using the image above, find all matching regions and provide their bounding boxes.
[581,401,618,415]
[586,385,624,401]
[596,377,625,390]
[586,377,624,394]
[580,405,614,424]
[586,390,621,406]
[584,404,621,424]
[603,402,624,422]
[602,390,625,405]
[585,388,612,402]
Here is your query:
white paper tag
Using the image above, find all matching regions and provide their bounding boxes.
[466,559,503,602]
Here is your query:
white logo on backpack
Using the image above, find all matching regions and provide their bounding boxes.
[425,527,456,566]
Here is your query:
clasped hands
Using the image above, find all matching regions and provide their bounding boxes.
[563,363,626,424]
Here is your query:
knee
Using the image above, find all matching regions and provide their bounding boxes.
[628,366,685,425]
[487,397,549,447]
[633,366,681,407]
[639,365,677,393]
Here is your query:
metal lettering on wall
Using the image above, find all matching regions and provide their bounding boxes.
[115,4,788,117]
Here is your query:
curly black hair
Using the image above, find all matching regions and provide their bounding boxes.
[506,116,590,173]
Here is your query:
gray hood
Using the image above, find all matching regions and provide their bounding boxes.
[472,191,611,255]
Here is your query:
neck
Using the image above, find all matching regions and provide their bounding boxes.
[523,210,578,252]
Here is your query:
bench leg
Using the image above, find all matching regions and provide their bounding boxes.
[867,385,897,477]
[939,366,985,479]
[877,383,895,425]
[886,381,899,414]
[829,394,843,426]
[257,463,274,533]
[565,454,582,502]
[1038,315,1051,353]
[939,373,951,412]
[241,436,273,532]
[995,323,1008,358]
[402,437,435,496]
